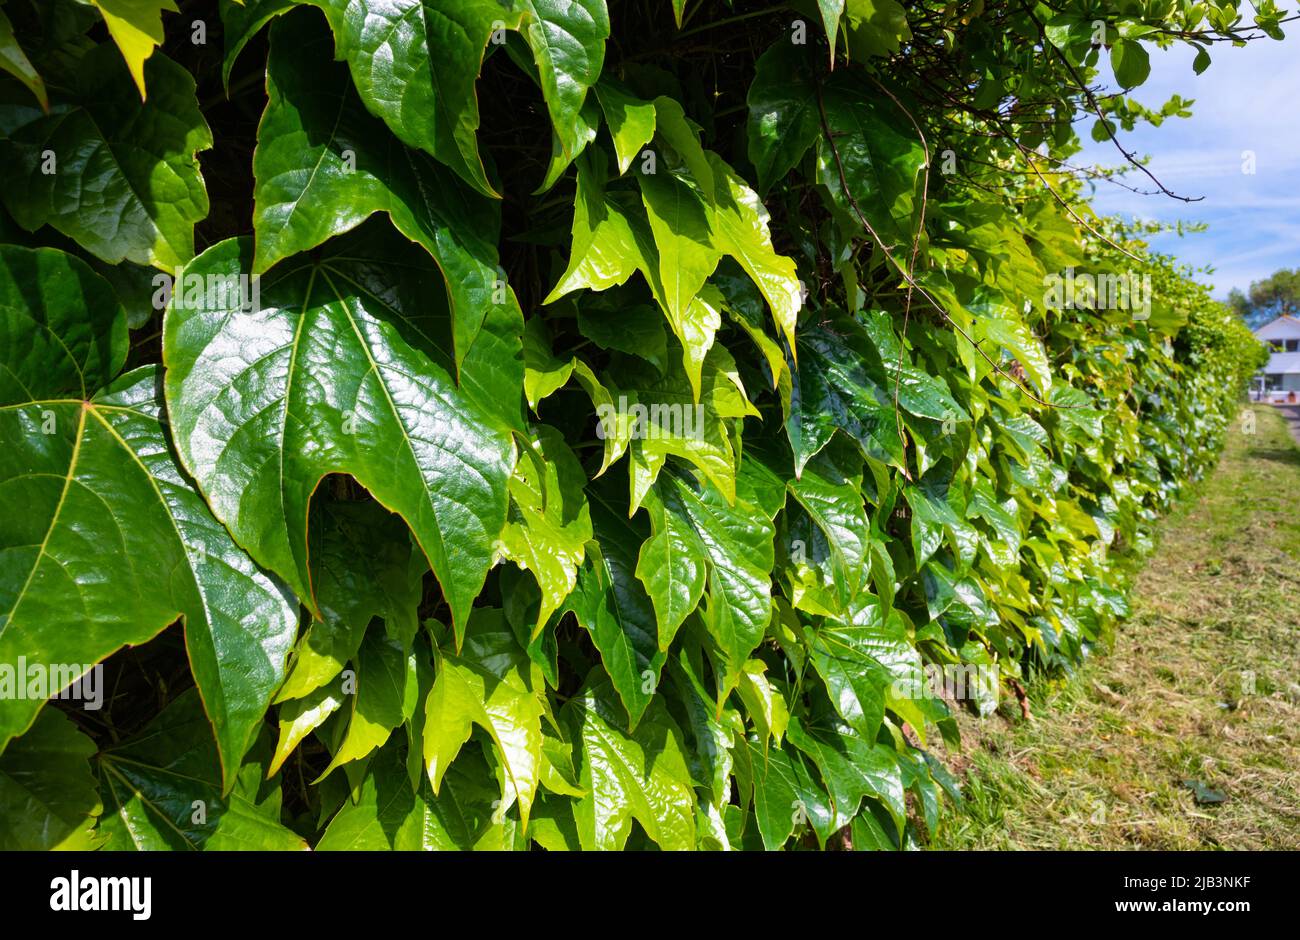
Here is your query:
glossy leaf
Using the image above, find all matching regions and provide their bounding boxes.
[253,15,524,413]
[637,468,774,691]
[563,678,695,850]
[97,691,308,850]
[0,708,102,849]
[0,45,211,271]
[500,425,592,633]
[566,482,664,728]
[0,353,297,784]
[162,229,514,638]
[422,610,544,826]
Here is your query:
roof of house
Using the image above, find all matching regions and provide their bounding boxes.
[1254,315,1300,339]
[1263,351,1300,374]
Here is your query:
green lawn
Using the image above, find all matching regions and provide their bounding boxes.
[935,403,1300,850]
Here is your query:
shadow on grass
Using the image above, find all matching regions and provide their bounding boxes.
[1249,446,1300,468]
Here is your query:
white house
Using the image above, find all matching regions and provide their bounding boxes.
[1252,315,1300,401]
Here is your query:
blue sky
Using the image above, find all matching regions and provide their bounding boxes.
[1074,25,1300,299]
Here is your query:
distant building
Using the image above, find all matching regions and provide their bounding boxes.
[1252,315,1300,401]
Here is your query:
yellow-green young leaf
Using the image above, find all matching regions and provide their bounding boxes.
[673,284,723,402]
[638,169,723,370]
[162,229,514,642]
[563,678,695,850]
[422,611,544,827]
[90,0,178,98]
[704,153,802,355]
[0,708,103,850]
[270,681,345,778]
[594,81,656,175]
[0,46,211,272]
[500,425,592,634]
[522,318,574,410]
[545,151,649,302]
[651,96,716,196]
[606,344,758,513]
[637,468,775,685]
[0,6,47,109]
[97,691,308,850]
[317,633,419,779]
[318,743,514,850]
[968,297,1053,395]
[736,659,789,751]
[843,0,911,59]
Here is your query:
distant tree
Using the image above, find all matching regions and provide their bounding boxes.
[1227,287,1251,321]
[1247,268,1300,319]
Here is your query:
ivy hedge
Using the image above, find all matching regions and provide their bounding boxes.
[0,0,1269,850]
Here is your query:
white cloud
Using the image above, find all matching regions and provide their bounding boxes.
[1072,23,1300,295]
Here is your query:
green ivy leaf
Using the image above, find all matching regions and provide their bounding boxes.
[0,708,102,849]
[638,169,724,387]
[0,352,297,785]
[254,16,523,417]
[317,742,513,849]
[97,690,308,850]
[319,631,418,777]
[786,714,904,834]
[815,72,924,252]
[785,316,907,476]
[0,246,128,402]
[595,80,656,175]
[747,40,820,194]
[704,153,802,356]
[637,468,774,691]
[422,610,544,827]
[736,735,833,849]
[565,482,665,728]
[277,498,427,703]
[545,151,650,302]
[563,677,695,850]
[500,425,593,633]
[0,45,211,271]
[163,229,514,640]
[804,595,923,742]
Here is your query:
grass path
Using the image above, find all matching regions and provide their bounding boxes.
[936,404,1300,849]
